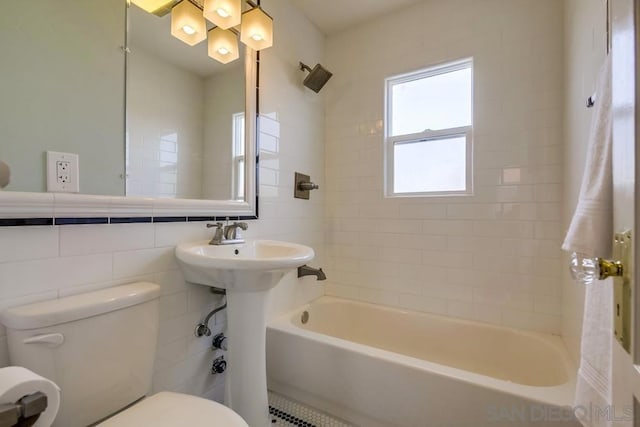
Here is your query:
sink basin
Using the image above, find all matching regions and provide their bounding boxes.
[174,238,315,426]
[175,239,314,290]
[176,239,314,272]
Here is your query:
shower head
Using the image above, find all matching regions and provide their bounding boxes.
[300,62,333,93]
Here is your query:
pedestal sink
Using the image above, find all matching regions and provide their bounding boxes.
[175,239,314,426]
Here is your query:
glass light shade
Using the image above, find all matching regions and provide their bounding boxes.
[203,0,241,29]
[171,1,207,46]
[208,28,239,64]
[240,7,273,51]
[131,0,175,13]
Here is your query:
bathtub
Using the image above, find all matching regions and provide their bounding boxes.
[266,297,580,427]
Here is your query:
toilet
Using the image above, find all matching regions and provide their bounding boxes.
[0,282,248,427]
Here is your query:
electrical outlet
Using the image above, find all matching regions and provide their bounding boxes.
[57,160,70,184]
[47,151,79,193]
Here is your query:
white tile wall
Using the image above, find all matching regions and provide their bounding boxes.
[0,0,325,403]
[0,222,223,396]
[127,48,205,199]
[324,0,565,334]
[562,0,608,362]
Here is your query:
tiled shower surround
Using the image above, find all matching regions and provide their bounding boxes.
[323,0,565,334]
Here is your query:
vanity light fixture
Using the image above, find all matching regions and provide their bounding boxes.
[239,7,273,51]
[208,27,239,64]
[133,0,274,65]
[131,0,178,14]
[170,0,207,46]
[203,0,242,29]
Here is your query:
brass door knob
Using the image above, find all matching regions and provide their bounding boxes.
[569,231,632,353]
[597,258,624,280]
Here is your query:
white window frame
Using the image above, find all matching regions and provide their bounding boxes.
[384,58,473,198]
[232,112,245,200]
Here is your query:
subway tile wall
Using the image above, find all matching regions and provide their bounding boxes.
[0,222,229,399]
[0,0,325,402]
[127,48,205,199]
[323,0,565,334]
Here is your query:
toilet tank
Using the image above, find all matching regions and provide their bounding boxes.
[0,282,161,427]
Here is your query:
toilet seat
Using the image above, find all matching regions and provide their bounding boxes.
[98,392,248,427]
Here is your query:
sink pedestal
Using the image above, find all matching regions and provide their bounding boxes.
[224,288,271,426]
[223,270,286,427]
[174,240,315,427]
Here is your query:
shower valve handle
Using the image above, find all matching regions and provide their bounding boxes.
[298,182,319,191]
[211,356,227,375]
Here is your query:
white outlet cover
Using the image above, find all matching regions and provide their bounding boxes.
[46,151,79,193]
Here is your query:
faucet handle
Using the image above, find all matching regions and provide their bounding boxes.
[207,223,225,245]
[224,222,248,240]
[298,181,319,191]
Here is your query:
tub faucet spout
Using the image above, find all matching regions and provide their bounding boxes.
[298,265,326,281]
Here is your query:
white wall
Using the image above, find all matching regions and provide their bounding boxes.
[0,0,325,403]
[562,0,608,362]
[127,48,205,199]
[0,0,125,195]
[324,0,565,334]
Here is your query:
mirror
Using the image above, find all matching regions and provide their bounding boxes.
[127,4,248,200]
[0,0,126,196]
[0,0,257,214]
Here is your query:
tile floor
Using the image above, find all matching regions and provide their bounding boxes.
[268,391,354,427]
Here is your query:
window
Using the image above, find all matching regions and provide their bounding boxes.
[232,112,245,200]
[385,58,473,197]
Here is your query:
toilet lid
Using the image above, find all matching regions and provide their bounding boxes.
[98,392,248,427]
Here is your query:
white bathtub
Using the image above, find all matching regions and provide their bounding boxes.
[266,297,580,427]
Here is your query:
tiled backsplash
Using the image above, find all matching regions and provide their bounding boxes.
[0,218,324,401]
[0,222,227,398]
[323,0,565,334]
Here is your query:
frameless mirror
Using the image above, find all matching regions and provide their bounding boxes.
[0,0,257,215]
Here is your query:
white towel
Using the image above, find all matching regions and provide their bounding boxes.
[564,55,613,427]
[562,56,613,258]
[574,282,613,427]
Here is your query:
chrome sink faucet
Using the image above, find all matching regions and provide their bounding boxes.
[207,222,248,245]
